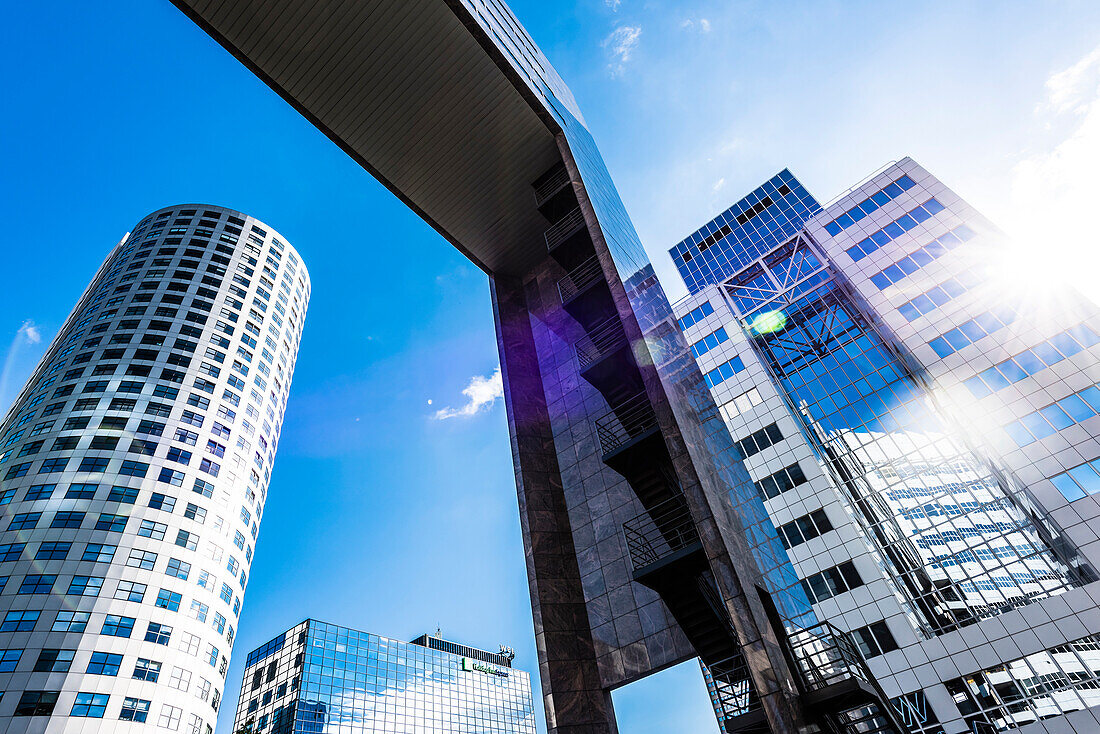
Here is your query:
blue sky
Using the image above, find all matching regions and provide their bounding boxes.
[3,1,1100,732]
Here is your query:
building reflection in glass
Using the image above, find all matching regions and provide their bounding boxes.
[233,620,535,734]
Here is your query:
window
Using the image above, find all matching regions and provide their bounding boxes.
[851,621,899,659]
[736,422,784,458]
[845,198,946,261]
[0,542,25,561]
[149,492,177,512]
[87,651,123,675]
[107,485,139,503]
[677,301,715,330]
[870,225,977,290]
[166,446,192,464]
[50,511,85,529]
[38,456,70,473]
[801,561,864,604]
[95,513,128,532]
[82,543,116,562]
[66,482,98,499]
[0,649,21,672]
[1005,384,1100,447]
[929,307,1019,358]
[176,530,199,550]
[127,548,157,570]
[52,610,89,632]
[138,519,167,540]
[9,512,41,531]
[35,541,70,561]
[690,327,729,358]
[159,467,185,486]
[193,478,215,498]
[1,609,39,631]
[71,692,110,718]
[185,503,207,523]
[168,666,192,691]
[719,388,765,421]
[67,575,103,597]
[146,622,173,645]
[115,580,147,602]
[77,456,109,472]
[964,325,1100,399]
[34,648,75,672]
[166,557,191,580]
[175,428,199,445]
[18,574,56,594]
[159,704,183,730]
[133,658,161,682]
[156,588,182,611]
[15,691,58,717]
[102,614,135,637]
[778,509,835,549]
[191,600,210,622]
[823,175,917,236]
[119,460,148,477]
[703,356,746,388]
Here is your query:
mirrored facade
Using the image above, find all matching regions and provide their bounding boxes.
[672,159,1100,733]
[233,620,536,734]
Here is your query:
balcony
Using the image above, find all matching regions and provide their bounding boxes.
[594,391,659,458]
[622,495,701,575]
[533,165,571,210]
[576,315,629,370]
[705,654,767,734]
[544,207,586,253]
[557,255,604,303]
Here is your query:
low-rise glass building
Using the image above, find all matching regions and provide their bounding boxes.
[232,619,535,734]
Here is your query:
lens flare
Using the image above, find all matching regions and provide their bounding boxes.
[752,310,787,334]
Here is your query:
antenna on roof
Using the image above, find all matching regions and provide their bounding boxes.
[434,626,442,639]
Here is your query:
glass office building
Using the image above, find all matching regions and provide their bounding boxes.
[672,159,1100,733]
[0,205,309,732]
[233,619,536,734]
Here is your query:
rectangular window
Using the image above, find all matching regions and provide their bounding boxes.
[156,588,182,611]
[71,692,109,718]
[82,543,117,563]
[67,576,104,597]
[1005,384,1100,447]
[102,614,135,637]
[736,422,784,459]
[87,651,123,676]
[33,648,75,673]
[801,561,864,604]
[95,513,128,532]
[166,558,191,580]
[690,327,729,358]
[703,356,746,388]
[846,198,946,261]
[146,622,173,645]
[35,541,70,561]
[52,611,89,632]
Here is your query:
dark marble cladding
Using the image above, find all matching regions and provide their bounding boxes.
[492,274,617,733]
[518,250,697,690]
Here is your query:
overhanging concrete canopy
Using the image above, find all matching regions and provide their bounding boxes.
[173,0,562,275]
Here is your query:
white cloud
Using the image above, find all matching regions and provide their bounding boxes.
[432,367,503,420]
[605,0,621,10]
[680,18,711,33]
[603,25,641,77]
[712,177,726,193]
[1004,44,1100,303]
[17,320,41,344]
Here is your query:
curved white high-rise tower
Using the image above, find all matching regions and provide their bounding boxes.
[0,205,309,732]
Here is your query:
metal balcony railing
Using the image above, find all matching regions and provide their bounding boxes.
[575,315,628,369]
[705,652,761,720]
[622,494,699,571]
[557,255,604,303]
[544,207,587,253]
[533,166,571,208]
[594,392,658,455]
[786,621,868,691]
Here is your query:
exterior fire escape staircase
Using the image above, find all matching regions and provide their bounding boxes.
[532,163,907,734]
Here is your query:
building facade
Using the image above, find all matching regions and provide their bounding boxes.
[171,2,915,733]
[0,205,309,732]
[232,620,536,734]
[671,159,1100,733]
